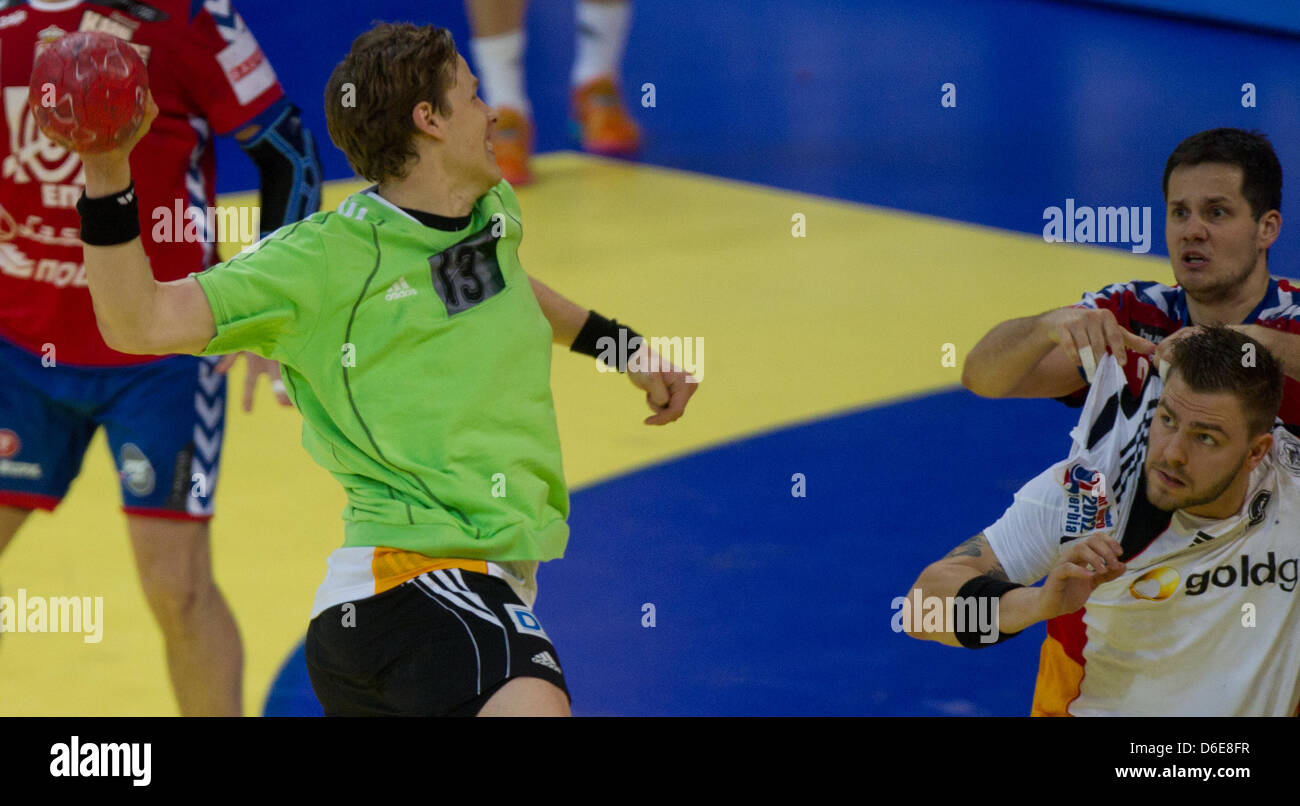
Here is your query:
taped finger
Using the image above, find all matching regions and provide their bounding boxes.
[1079,345,1097,384]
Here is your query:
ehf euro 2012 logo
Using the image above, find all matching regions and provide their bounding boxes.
[1060,463,1114,538]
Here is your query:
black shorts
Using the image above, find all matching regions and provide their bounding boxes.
[305,568,569,716]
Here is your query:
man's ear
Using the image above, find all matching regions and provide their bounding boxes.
[1257,209,1281,251]
[412,101,443,139]
[1246,431,1274,473]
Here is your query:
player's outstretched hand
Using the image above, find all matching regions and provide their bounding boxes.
[1042,306,1157,383]
[1036,533,1126,621]
[626,346,699,425]
[215,351,293,412]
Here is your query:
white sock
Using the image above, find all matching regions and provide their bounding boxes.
[572,1,631,87]
[469,30,531,116]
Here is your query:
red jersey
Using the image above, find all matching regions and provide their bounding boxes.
[1068,277,1300,426]
[0,0,282,366]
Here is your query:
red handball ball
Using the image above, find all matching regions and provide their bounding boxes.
[27,31,149,154]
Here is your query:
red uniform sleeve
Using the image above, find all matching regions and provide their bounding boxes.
[1058,281,1148,406]
[174,2,284,135]
[1258,312,1300,428]
[1073,280,1133,329]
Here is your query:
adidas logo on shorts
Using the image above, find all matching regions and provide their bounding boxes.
[385,278,417,301]
[531,651,562,675]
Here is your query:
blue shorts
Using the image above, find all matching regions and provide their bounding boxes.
[0,336,226,520]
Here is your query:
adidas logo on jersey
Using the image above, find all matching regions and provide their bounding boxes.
[531,651,562,675]
[385,278,417,301]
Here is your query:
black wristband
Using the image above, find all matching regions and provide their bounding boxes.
[570,310,643,372]
[953,575,1026,649]
[76,183,141,246]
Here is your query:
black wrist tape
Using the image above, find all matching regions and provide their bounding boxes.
[76,183,141,246]
[570,310,644,372]
[954,575,1026,649]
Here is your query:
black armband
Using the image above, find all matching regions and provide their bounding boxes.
[76,183,141,246]
[953,575,1026,649]
[570,310,644,372]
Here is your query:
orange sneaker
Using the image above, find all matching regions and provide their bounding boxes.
[490,107,533,186]
[571,76,641,156]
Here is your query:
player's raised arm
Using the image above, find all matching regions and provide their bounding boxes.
[904,532,1125,647]
[962,306,1156,398]
[60,96,217,357]
[32,84,208,356]
[27,30,214,358]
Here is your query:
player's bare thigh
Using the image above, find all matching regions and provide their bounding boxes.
[0,506,32,555]
[477,676,571,717]
[125,515,215,593]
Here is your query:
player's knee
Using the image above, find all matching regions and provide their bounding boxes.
[140,572,210,630]
[477,676,571,717]
[129,518,217,629]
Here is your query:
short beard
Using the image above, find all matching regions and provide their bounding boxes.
[1183,246,1259,307]
[1146,450,1249,513]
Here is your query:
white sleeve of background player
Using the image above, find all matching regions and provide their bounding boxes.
[983,467,1067,585]
[1066,353,1126,452]
[986,356,1130,584]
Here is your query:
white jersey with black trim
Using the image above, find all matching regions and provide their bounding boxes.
[984,355,1300,716]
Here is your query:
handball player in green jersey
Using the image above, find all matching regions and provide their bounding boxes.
[55,22,698,716]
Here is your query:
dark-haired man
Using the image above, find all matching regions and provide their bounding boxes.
[904,327,1300,715]
[48,21,698,716]
[963,128,1300,428]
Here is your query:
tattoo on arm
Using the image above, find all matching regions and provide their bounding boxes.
[945,534,985,560]
[944,533,1011,581]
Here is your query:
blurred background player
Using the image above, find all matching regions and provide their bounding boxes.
[465,0,640,185]
[962,128,1300,430]
[0,0,321,715]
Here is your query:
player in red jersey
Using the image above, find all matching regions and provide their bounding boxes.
[0,0,321,715]
[962,128,1300,429]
